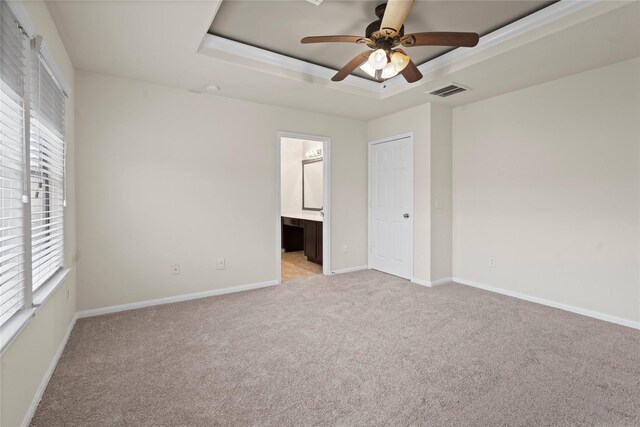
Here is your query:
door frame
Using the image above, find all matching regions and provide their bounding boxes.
[367,132,414,279]
[276,131,331,283]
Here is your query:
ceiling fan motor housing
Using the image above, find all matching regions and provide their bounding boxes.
[366,20,404,40]
[365,3,404,39]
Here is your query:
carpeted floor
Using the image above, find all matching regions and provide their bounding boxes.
[32,270,640,426]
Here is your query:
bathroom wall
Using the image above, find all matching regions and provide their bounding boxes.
[281,138,323,221]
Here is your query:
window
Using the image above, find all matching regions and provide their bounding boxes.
[0,2,66,329]
[1,0,27,326]
[29,40,66,291]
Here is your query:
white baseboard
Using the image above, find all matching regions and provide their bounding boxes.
[22,313,78,427]
[411,277,431,287]
[77,280,279,319]
[452,277,640,330]
[411,277,452,287]
[430,277,453,287]
[331,265,368,275]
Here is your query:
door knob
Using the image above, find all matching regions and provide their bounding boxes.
[403,213,410,218]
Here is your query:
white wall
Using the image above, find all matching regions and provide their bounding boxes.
[367,103,453,283]
[75,71,367,310]
[280,138,323,221]
[452,58,640,323]
[281,138,304,217]
[0,1,77,426]
[430,104,453,281]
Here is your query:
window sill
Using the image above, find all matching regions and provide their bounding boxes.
[0,268,71,356]
[33,268,71,306]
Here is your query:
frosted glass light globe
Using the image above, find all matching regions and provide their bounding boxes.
[359,61,377,78]
[381,63,399,79]
[368,49,388,70]
[390,51,410,72]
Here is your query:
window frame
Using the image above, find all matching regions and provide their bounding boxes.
[0,0,71,355]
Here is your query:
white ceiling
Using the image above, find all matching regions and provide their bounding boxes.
[46,0,640,121]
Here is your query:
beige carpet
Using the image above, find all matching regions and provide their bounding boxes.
[32,270,640,426]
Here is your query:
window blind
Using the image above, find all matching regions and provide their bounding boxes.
[29,40,65,291]
[0,1,27,324]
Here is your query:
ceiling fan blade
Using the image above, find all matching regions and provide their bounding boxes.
[301,35,371,45]
[332,51,371,82]
[400,59,422,83]
[400,32,480,47]
[379,0,414,38]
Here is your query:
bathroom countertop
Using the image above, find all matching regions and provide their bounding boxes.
[281,212,323,222]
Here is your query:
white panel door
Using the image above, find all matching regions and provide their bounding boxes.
[369,136,413,279]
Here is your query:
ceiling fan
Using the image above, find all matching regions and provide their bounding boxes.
[300,0,479,83]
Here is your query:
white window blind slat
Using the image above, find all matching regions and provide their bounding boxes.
[0,282,24,300]
[0,3,67,329]
[1,102,23,123]
[0,0,27,326]
[0,247,24,264]
[0,259,25,276]
[0,233,23,243]
[1,145,23,163]
[32,231,63,248]
[32,251,63,270]
[0,271,24,295]
[29,40,65,294]
[0,224,23,233]
[32,248,62,266]
[0,131,23,148]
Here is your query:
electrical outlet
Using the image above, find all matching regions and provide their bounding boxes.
[171,264,180,275]
[343,245,348,254]
[489,257,496,268]
[217,258,225,270]
[435,198,443,209]
[66,287,70,302]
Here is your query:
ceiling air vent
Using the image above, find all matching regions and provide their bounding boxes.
[428,83,469,98]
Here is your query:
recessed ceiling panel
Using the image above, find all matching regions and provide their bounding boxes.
[209,0,556,80]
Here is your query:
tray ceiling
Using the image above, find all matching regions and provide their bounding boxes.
[209,0,555,80]
[45,0,639,121]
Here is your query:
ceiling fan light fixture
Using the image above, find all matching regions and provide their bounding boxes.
[359,61,377,78]
[301,0,479,84]
[381,62,399,79]
[368,49,388,70]
[390,51,410,72]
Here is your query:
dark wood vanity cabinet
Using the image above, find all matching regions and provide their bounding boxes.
[303,220,323,264]
[281,217,322,265]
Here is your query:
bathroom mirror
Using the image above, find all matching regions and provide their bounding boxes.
[302,158,323,211]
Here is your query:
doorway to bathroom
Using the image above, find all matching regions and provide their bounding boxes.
[277,132,331,283]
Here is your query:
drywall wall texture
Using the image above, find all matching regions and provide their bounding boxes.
[281,139,304,217]
[367,103,454,284]
[452,57,640,323]
[430,104,453,281]
[0,1,77,426]
[75,71,367,310]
